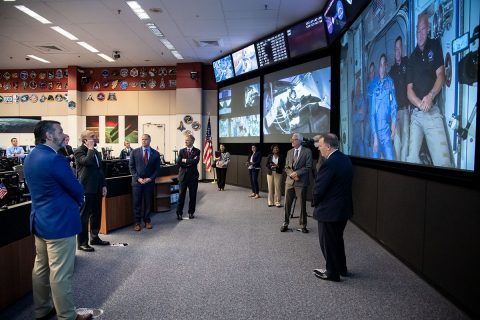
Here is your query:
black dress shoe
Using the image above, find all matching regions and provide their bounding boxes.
[301,227,309,233]
[340,270,350,277]
[36,307,56,320]
[280,225,288,232]
[189,213,194,219]
[177,214,183,220]
[314,269,340,282]
[78,245,95,252]
[90,238,110,246]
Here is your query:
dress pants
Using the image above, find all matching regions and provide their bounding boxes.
[132,182,154,223]
[216,167,227,189]
[267,171,282,206]
[177,178,198,215]
[284,185,307,227]
[33,235,76,320]
[249,169,259,194]
[318,220,348,277]
[78,193,102,247]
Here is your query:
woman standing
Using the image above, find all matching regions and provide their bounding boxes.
[247,144,262,198]
[266,144,285,207]
[215,144,230,191]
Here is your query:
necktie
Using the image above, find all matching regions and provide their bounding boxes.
[294,149,299,161]
[144,149,148,165]
[187,148,191,157]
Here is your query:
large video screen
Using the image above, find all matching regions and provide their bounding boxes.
[263,58,331,143]
[323,0,347,43]
[232,44,259,76]
[287,14,328,58]
[255,32,289,68]
[339,0,478,171]
[219,77,260,143]
[213,55,234,83]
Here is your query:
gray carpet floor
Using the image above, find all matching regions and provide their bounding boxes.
[0,183,470,320]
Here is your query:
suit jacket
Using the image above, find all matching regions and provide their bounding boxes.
[285,146,312,188]
[24,144,84,239]
[266,154,285,175]
[247,151,262,169]
[177,146,200,183]
[129,147,161,186]
[58,145,75,164]
[74,144,107,194]
[119,147,133,160]
[313,150,353,222]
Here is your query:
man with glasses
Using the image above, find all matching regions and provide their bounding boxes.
[281,133,312,233]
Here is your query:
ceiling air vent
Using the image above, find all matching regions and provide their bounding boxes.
[34,44,67,54]
[195,39,223,47]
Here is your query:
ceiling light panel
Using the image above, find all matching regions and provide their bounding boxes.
[51,26,78,40]
[171,51,183,60]
[27,55,51,63]
[146,23,164,37]
[126,1,150,20]
[160,38,175,50]
[98,53,115,62]
[77,41,99,53]
[14,5,51,24]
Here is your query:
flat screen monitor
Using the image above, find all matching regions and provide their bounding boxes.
[339,0,479,171]
[219,77,260,143]
[323,0,347,43]
[212,55,235,83]
[286,14,328,58]
[232,44,259,76]
[255,32,289,68]
[263,58,331,143]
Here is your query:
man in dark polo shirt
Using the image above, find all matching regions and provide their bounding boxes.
[406,13,452,167]
[389,35,410,161]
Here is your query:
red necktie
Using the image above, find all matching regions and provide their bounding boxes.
[143,149,148,165]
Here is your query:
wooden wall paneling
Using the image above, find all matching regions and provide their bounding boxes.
[376,170,426,271]
[236,155,250,189]
[107,91,139,115]
[260,157,268,192]
[19,93,48,116]
[423,181,480,316]
[351,166,378,236]
[82,92,107,116]
[139,91,171,115]
[225,155,238,185]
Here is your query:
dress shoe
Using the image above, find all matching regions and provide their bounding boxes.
[78,245,94,252]
[36,307,56,320]
[177,214,183,220]
[296,227,309,233]
[280,225,289,232]
[76,313,93,320]
[133,223,141,231]
[90,238,110,245]
[145,222,153,229]
[249,193,255,197]
[189,213,195,219]
[315,268,350,277]
[268,204,273,207]
[313,269,340,282]
[275,204,282,208]
[218,188,221,191]
[254,194,260,199]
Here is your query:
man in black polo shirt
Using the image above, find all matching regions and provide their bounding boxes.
[389,36,410,162]
[406,13,452,167]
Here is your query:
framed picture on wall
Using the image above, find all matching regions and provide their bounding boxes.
[105,116,119,143]
[125,115,138,143]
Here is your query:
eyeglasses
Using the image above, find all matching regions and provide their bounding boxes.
[290,138,299,141]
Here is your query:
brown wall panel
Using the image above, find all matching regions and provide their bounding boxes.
[236,155,251,189]
[423,182,480,315]
[225,155,238,185]
[376,171,426,271]
[351,166,378,236]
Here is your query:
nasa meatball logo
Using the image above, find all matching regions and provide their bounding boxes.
[427,50,434,62]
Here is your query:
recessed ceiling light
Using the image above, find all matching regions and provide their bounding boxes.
[15,5,51,24]
[160,38,175,50]
[126,1,150,20]
[98,53,115,62]
[77,41,99,53]
[51,26,78,40]
[145,22,164,37]
[171,51,184,60]
[27,55,50,63]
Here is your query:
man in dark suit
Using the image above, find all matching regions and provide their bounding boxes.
[176,134,200,220]
[57,133,75,168]
[312,133,353,282]
[24,120,92,320]
[119,140,133,160]
[281,132,312,233]
[129,134,161,231]
[74,130,109,252]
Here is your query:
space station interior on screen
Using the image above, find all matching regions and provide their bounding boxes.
[339,0,478,171]
[263,68,331,139]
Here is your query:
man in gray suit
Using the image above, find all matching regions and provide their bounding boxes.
[281,132,312,233]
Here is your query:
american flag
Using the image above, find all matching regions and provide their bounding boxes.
[0,182,8,199]
[203,116,213,172]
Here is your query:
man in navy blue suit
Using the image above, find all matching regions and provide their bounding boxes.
[129,134,161,231]
[24,120,92,320]
[176,134,200,220]
[312,133,353,282]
